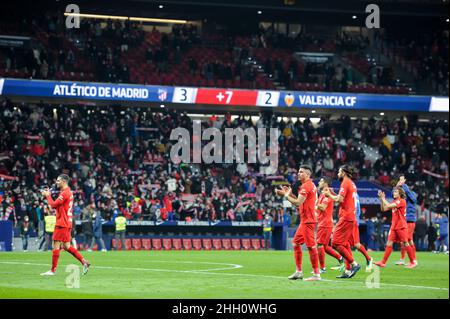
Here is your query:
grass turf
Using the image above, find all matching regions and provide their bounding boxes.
[0,250,448,299]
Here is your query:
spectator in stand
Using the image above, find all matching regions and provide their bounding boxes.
[427,222,437,251]
[433,213,449,253]
[81,203,94,251]
[415,216,428,251]
[20,215,32,252]
[92,206,107,252]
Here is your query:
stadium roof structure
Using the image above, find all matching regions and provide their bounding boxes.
[3,0,448,27]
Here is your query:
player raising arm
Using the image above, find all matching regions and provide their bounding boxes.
[322,165,361,279]
[40,174,91,276]
[374,187,416,268]
[275,165,321,281]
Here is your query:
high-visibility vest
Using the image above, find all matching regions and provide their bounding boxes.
[115,216,127,232]
[44,215,56,233]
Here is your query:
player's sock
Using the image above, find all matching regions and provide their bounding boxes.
[345,259,351,270]
[325,245,342,261]
[293,245,303,272]
[411,244,417,261]
[67,246,85,264]
[334,244,355,264]
[405,245,416,264]
[382,246,393,263]
[400,243,406,260]
[308,247,320,275]
[358,245,371,262]
[317,246,326,269]
[51,249,60,272]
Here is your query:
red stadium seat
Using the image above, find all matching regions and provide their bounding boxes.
[172,238,182,250]
[212,239,222,250]
[112,238,121,250]
[92,244,98,251]
[132,238,142,250]
[231,238,241,250]
[162,238,172,250]
[251,239,261,250]
[192,239,202,250]
[152,238,162,250]
[124,239,132,250]
[222,239,232,250]
[182,238,192,250]
[241,239,251,250]
[260,238,266,249]
[142,239,151,250]
[202,239,212,250]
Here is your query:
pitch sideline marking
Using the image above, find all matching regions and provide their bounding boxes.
[139,260,243,271]
[0,261,448,292]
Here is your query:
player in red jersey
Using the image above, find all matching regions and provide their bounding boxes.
[40,174,91,276]
[276,165,321,281]
[322,165,361,279]
[374,187,417,268]
[315,177,344,273]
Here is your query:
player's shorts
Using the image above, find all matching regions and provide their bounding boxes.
[292,222,316,248]
[388,227,408,243]
[316,226,333,246]
[52,226,72,243]
[348,223,360,247]
[407,222,415,241]
[331,219,355,246]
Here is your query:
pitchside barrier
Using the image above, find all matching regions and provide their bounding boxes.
[0,221,13,251]
[74,221,286,251]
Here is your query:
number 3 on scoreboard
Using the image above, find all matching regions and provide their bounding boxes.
[172,87,198,104]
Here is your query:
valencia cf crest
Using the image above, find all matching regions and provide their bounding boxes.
[284,93,295,107]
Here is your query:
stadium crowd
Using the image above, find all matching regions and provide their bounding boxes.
[1,12,448,95]
[0,100,448,251]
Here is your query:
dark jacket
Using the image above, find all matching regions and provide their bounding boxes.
[427,225,437,242]
[81,209,93,235]
[415,219,427,237]
[20,220,32,236]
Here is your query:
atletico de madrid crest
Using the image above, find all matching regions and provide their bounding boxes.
[158,88,168,101]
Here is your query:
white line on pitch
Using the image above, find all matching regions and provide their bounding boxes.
[0,261,447,292]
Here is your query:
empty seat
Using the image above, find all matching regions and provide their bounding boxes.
[241,239,251,250]
[111,238,121,250]
[182,238,192,250]
[192,239,202,250]
[251,238,261,250]
[222,239,232,250]
[172,238,182,250]
[212,238,222,250]
[231,238,241,250]
[202,239,212,250]
[260,238,267,249]
[132,238,142,250]
[152,238,162,250]
[124,239,132,250]
[162,238,172,250]
[142,238,151,250]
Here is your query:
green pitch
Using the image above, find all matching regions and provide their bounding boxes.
[0,250,448,299]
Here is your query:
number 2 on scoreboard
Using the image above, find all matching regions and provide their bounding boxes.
[265,92,272,105]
